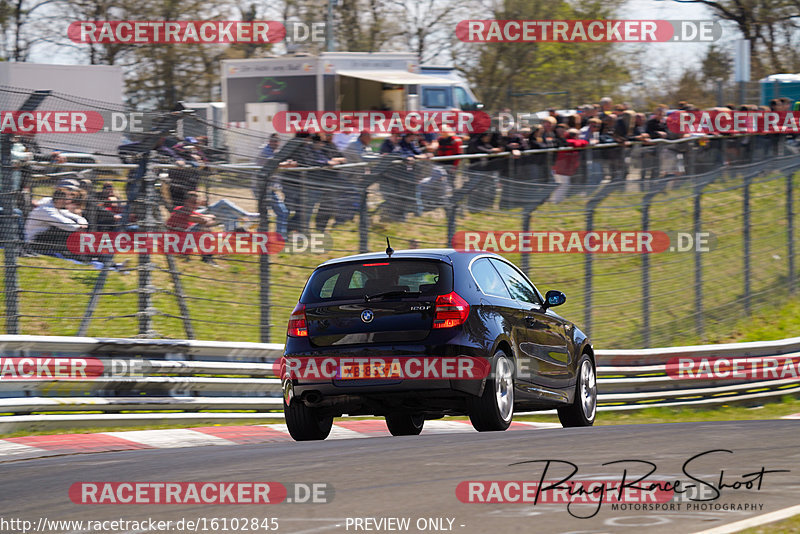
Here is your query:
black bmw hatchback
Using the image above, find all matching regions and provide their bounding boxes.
[282,248,597,441]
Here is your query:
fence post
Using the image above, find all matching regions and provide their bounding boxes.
[359,187,369,253]
[693,184,705,339]
[154,175,195,339]
[520,207,531,275]
[584,206,594,336]
[137,170,158,337]
[581,183,619,336]
[259,189,271,343]
[743,172,752,315]
[789,168,796,294]
[256,138,308,342]
[641,200,652,348]
[77,260,112,336]
[640,179,669,348]
[0,133,18,334]
[446,201,457,247]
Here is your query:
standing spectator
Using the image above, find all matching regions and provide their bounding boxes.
[643,105,668,179]
[256,134,280,166]
[345,131,373,163]
[341,130,375,226]
[548,108,566,125]
[551,129,589,203]
[579,105,597,127]
[580,118,604,185]
[253,134,295,239]
[380,130,404,155]
[379,130,411,221]
[539,116,558,145]
[396,132,429,218]
[310,133,346,231]
[645,105,668,139]
[464,132,501,212]
[434,126,463,167]
[332,128,359,152]
[527,120,558,183]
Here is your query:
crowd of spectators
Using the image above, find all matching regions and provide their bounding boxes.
[0,132,224,268]
[5,97,796,266]
[252,96,797,233]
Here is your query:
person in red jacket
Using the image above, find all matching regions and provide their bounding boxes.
[434,126,463,165]
[552,129,589,203]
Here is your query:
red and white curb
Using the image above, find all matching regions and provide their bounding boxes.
[781,413,800,419]
[0,420,560,462]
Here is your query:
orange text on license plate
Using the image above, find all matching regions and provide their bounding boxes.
[339,362,401,379]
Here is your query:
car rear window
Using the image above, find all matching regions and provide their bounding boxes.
[301,259,453,302]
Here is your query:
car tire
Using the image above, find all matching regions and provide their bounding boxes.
[557,353,597,427]
[284,398,334,441]
[385,414,425,436]
[468,350,514,432]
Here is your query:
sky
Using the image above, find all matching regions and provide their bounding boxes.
[621,0,722,78]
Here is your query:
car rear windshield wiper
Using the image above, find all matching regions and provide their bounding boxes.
[364,290,422,301]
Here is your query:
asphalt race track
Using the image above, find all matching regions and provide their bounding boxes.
[1,420,798,534]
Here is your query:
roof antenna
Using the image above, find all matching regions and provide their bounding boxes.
[385,237,394,257]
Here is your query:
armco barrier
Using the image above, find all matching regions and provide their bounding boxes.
[0,335,799,432]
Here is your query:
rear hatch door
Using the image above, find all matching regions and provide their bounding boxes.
[301,259,453,347]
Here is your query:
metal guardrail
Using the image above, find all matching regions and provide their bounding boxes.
[0,335,798,432]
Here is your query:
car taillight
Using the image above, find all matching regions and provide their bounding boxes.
[433,292,470,328]
[287,302,308,337]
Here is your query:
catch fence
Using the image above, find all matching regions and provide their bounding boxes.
[1,86,799,348]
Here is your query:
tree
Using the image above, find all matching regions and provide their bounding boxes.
[670,0,800,77]
[1,0,65,61]
[383,0,466,63]
[461,0,632,112]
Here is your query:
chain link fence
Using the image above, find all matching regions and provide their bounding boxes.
[1,86,799,348]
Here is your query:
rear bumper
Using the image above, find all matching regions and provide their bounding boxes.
[290,377,483,398]
[282,338,491,415]
[286,379,483,417]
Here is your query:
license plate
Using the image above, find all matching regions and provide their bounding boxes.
[338,362,401,380]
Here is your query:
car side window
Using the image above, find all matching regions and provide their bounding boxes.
[470,258,512,299]
[489,259,541,305]
[319,274,339,298]
[348,270,367,289]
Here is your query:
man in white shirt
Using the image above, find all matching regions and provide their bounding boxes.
[25,188,88,256]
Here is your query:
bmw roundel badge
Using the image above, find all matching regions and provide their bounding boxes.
[361,309,374,323]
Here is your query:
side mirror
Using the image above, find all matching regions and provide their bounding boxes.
[543,290,566,310]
